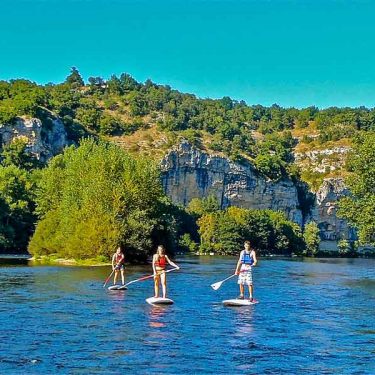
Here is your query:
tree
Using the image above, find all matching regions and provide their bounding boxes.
[65,67,84,88]
[0,165,37,253]
[197,207,303,255]
[187,195,220,217]
[303,222,320,256]
[29,139,177,261]
[338,132,375,244]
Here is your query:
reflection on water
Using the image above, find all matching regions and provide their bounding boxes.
[148,306,168,328]
[0,257,374,374]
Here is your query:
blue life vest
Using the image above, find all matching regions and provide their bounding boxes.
[241,251,254,265]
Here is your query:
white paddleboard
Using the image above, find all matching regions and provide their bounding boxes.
[146,297,174,306]
[108,285,128,291]
[223,299,259,306]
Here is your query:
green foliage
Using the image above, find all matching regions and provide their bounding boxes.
[98,113,122,135]
[338,132,375,244]
[187,195,220,218]
[198,206,303,255]
[1,138,41,170]
[254,154,283,180]
[337,239,352,255]
[179,233,199,253]
[29,139,177,261]
[0,80,45,123]
[65,67,84,88]
[0,165,37,252]
[75,99,101,131]
[303,222,320,256]
[0,139,40,252]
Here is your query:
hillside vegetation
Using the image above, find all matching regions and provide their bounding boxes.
[1,68,374,257]
[1,68,374,187]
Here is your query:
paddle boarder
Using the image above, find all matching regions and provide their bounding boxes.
[112,246,125,285]
[235,241,257,301]
[152,245,179,298]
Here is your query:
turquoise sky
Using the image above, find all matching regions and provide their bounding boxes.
[1,0,375,108]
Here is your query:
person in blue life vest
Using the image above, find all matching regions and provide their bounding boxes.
[152,245,179,298]
[112,246,125,285]
[235,240,258,301]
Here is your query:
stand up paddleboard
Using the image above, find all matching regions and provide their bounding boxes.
[223,299,259,306]
[146,297,174,306]
[108,285,128,291]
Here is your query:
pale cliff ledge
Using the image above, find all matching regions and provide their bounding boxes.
[0,114,68,162]
[161,141,304,226]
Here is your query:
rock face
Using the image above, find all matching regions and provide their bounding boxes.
[161,142,358,251]
[309,178,357,251]
[161,141,303,226]
[0,116,68,162]
[294,147,350,173]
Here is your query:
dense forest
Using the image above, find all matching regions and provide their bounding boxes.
[0,68,374,259]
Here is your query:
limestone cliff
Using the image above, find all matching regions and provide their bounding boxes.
[161,142,358,251]
[309,178,357,251]
[0,116,68,162]
[161,141,303,226]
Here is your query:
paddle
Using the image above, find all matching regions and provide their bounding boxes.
[103,269,115,288]
[125,267,179,287]
[210,274,236,290]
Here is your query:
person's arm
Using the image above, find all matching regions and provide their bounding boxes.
[112,254,116,270]
[152,254,157,275]
[235,251,243,275]
[165,255,180,269]
[252,250,257,266]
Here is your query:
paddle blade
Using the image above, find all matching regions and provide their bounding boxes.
[210,281,222,291]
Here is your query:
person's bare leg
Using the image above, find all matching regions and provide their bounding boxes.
[121,269,125,285]
[249,284,253,300]
[161,272,167,298]
[114,270,118,285]
[239,284,244,298]
[154,276,160,298]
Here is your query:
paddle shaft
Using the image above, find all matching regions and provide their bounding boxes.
[220,274,237,284]
[211,271,251,290]
[125,268,179,287]
[103,269,115,288]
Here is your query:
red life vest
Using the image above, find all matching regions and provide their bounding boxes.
[116,253,124,265]
[155,255,167,269]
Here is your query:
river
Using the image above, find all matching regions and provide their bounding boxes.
[0,257,374,374]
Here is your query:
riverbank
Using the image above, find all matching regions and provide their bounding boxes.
[0,254,32,260]
[29,255,111,266]
[2,248,374,267]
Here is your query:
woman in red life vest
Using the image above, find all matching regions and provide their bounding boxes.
[112,246,125,285]
[152,245,179,298]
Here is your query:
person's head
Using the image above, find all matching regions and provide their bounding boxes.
[244,241,251,251]
[116,246,122,255]
[157,245,166,256]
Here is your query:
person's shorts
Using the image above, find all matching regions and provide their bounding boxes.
[238,266,253,286]
[115,264,125,271]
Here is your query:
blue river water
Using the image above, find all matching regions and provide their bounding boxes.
[0,257,374,374]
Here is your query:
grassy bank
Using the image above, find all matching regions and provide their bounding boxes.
[30,255,111,266]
